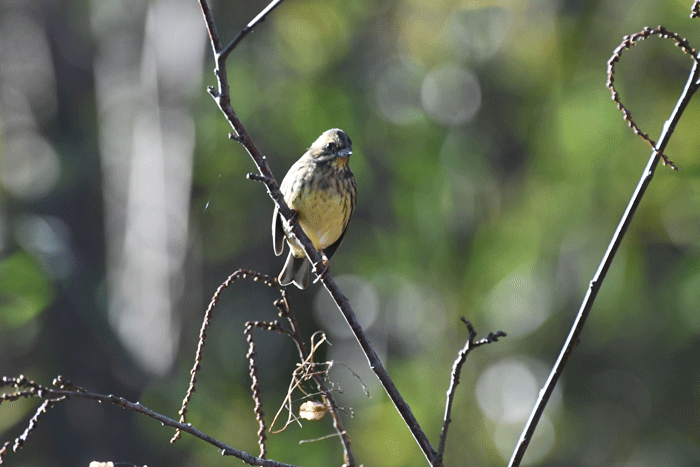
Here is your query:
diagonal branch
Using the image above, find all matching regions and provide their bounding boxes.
[508,47,700,467]
[195,0,437,463]
[319,273,438,463]
[221,0,286,60]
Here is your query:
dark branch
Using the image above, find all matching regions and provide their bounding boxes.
[606,26,699,170]
[172,270,279,443]
[244,320,295,458]
[196,0,436,463]
[508,40,700,467]
[320,273,438,463]
[434,319,506,466]
[247,172,274,184]
[221,0,286,60]
[0,376,299,467]
[197,0,222,54]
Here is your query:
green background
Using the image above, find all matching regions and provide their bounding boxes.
[1,0,700,466]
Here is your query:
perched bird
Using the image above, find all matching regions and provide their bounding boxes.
[272,129,357,289]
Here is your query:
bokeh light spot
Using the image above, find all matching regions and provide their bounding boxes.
[421,63,481,126]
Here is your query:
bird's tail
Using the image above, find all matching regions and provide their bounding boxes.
[278,252,311,289]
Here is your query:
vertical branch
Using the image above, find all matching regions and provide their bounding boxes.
[435,320,505,465]
[246,320,290,459]
[172,270,278,443]
[198,0,222,53]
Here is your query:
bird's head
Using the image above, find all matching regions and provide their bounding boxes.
[308,129,352,165]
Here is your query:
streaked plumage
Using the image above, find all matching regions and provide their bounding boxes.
[272,129,356,289]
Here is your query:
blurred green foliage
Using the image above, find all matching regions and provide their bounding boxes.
[2,0,700,466]
[0,253,52,329]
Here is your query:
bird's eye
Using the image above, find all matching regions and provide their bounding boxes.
[324,142,336,152]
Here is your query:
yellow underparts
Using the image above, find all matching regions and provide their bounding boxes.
[287,188,351,258]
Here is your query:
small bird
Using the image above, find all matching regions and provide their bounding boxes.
[272,129,357,289]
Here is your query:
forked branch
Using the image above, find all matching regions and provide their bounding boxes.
[435,320,506,464]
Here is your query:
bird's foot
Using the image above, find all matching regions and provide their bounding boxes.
[288,209,299,225]
[312,254,330,284]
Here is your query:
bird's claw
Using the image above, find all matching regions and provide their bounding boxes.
[289,209,299,225]
[312,255,330,283]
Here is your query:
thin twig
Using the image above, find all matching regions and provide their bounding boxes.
[172,270,278,443]
[277,296,356,467]
[435,319,505,465]
[508,48,700,467]
[246,320,291,458]
[0,376,299,467]
[196,0,436,463]
[221,0,286,60]
[606,26,698,170]
[269,332,331,434]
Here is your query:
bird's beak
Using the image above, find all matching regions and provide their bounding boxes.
[338,148,352,158]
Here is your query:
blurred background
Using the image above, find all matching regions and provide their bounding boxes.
[1,0,700,465]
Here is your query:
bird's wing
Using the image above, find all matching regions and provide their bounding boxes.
[323,223,348,260]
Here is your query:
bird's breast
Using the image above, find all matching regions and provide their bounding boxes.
[293,189,350,251]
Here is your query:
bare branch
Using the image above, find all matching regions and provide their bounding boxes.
[196,0,436,463]
[197,0,222,54]
[606,25,699,170]
[246,320,292,458]
[509,38,700,467]
[221,0,286,60]
[247,172,274,184]
[1,397,63,461]
[435,319,506,466]
[320,273,438,463]
[172,269,279,443]
[0,376,299,467]
[278,299,356,466]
